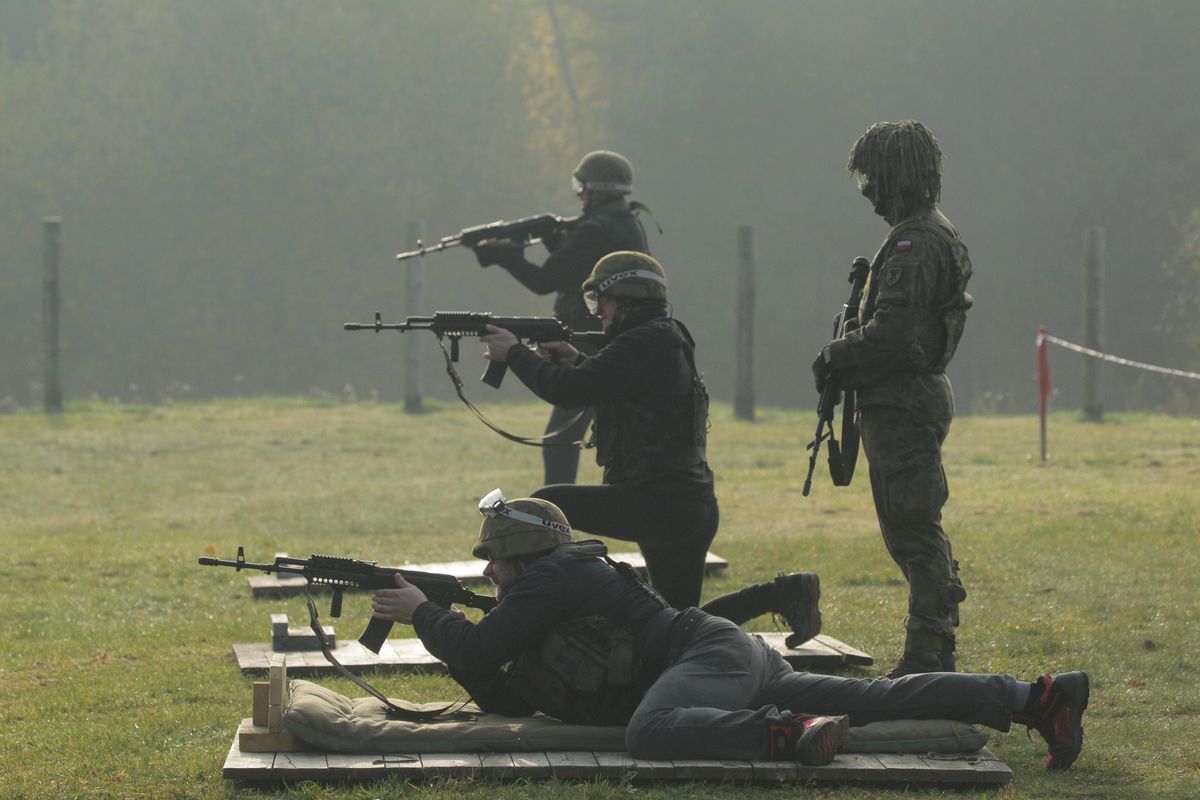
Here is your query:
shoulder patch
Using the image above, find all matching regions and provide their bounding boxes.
[884,266,904,287]
[895,240,913,253]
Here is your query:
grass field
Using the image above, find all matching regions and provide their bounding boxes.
[0,398,1197,799]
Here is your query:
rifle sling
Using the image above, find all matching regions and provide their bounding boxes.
[830,389,860,486]
[436,338,594,449]
[304,594,469,721]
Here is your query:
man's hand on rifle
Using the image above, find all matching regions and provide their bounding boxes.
[481,324,519,363]
[536,340,580,367]
[371,573,445,624]
[470,239,523,268]
[812,347,834,394]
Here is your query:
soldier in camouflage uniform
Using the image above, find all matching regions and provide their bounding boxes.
[470,151,650,486]
[813,121,973,678]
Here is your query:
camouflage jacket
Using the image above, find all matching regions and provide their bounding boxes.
[826,207,973,420]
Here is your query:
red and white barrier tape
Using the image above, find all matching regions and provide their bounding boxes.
[1043,335,1200,380]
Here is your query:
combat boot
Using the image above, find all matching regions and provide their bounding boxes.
[883,629,956,679]
[767,712,849,766]
[774,572,822,648]
[1012,672,1089,769]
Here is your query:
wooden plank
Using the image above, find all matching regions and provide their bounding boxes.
[627,756,678,781]
[236,633,872,677]
[249,551,727,596]
[270,750,328,779]
[751,632,875,669]
[797,758,848,782]
[749,759,798,783]
[234,639,445,676]
[916,754,982,784]
[876,752,930,782]
[222,722,276,779]
[671,759,752,782]
[325,752,406,781]
[970,749,1014,785]
[833,752,887,781]
[509,752,552,778]
[478,752,517,779]
[220,725,1008,786]
[593,752,637,782]
[546,751,599,779]
[251,682,269,727]
[239,730,312,753]
[419,753,481,779]
[815,634,875,666]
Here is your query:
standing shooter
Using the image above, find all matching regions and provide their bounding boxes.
[469,150,650,486]
[812,120,974,678]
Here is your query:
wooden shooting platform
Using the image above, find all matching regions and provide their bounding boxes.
[223,725,1010,786]
[225,655,1007,787]
[247,551,728,597]
[233,618,872,675]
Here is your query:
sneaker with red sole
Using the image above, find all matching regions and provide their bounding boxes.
[1013,671,1089,769]
[768,713,850,766]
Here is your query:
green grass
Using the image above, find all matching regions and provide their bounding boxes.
[1,398,1197,799]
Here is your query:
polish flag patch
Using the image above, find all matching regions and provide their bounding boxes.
[895,240,913,253]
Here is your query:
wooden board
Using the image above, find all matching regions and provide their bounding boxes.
[233,632,872,674]
[248,551,728,597]
[221,721,1011,786]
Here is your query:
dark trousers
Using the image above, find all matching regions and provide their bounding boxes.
[542,405,594,485]
[626,615,1014,761]
[532,483,719,609]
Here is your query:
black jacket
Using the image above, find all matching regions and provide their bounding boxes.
[492,199,648,329]
[506,308,712,492]
[412,545,679,716]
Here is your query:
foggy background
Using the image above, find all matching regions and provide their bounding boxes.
[3,1,1198,413]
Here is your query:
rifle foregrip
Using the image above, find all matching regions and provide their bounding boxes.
[358,616,393,654]
[482,360,507,389]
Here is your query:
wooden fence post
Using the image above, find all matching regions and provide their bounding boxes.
[403,221,425,414]
[1082,226,1105,421]
[42,217,63,413]
[734,225,755,421]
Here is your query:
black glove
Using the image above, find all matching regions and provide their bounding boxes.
[473,240,523,268]
[812,348,833,394]
[540,225,565,253]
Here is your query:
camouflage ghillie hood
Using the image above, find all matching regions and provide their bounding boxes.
[848,120,943,220]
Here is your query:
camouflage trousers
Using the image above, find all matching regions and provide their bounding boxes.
[859,405,966,640]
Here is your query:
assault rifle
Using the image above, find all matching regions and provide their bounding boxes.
[395,213,579,262]
[197,547,497,653]
[344,311,607,389]
[803,256,871,497]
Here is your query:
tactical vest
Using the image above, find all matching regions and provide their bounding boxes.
[860,209,973,373]
[505,542,668,726]
[594,320,709,484]
[553,202,650,326]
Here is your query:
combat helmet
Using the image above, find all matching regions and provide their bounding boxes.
[572,150,634,195]
[473,489,572,561]
[582,251,668,314]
